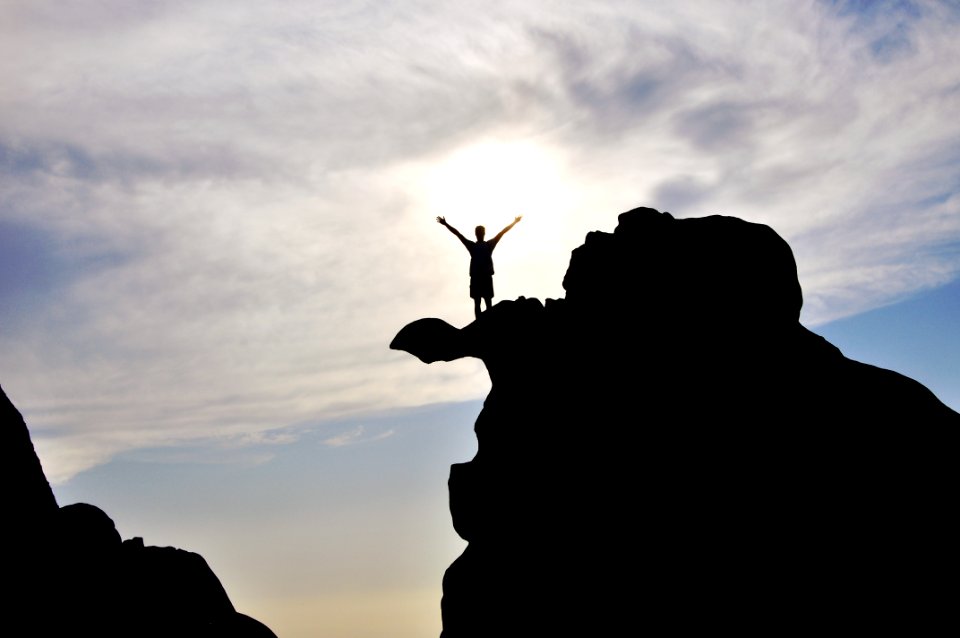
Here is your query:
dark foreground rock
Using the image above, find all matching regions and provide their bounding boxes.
[393,206,959,637]
[1,384,277,638]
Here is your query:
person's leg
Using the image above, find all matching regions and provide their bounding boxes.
[484,297,492,312]
[474,297,482,319]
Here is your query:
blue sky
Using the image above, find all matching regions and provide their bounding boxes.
[53,400,480,637]
[2,1,958,636]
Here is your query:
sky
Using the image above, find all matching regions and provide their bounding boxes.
[1,1,958,636]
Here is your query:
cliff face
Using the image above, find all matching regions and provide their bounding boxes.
[392,207,959,637]
[1,385,277,638]
[1,383,58,536]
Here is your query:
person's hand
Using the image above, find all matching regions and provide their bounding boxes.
[514,216,522,223]
[437,216,447,225]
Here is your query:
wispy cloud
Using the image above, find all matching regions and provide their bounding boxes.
[322,425,395,448]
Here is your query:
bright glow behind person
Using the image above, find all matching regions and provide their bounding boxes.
[409,138,585,304]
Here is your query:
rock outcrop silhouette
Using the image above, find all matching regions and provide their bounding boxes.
[1,384,277,638]
[392,207,959,637]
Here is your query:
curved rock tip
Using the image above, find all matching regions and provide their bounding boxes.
[390,317,469,363]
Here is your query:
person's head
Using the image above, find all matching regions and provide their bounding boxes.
[475,225,485,240]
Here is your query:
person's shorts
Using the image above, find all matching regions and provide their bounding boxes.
[470,275,494,300]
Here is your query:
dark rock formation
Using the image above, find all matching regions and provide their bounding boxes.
[2,382,58,532]
[1,384,277,638]
[392,207,959,637]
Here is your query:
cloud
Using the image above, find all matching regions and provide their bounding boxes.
[322,425,395,448]
[2,0,959,481]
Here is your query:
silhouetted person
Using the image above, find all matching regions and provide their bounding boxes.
[438,215,522,319]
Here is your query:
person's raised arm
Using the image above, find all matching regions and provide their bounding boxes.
[437,216,471,249]
[492,215,522,244]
